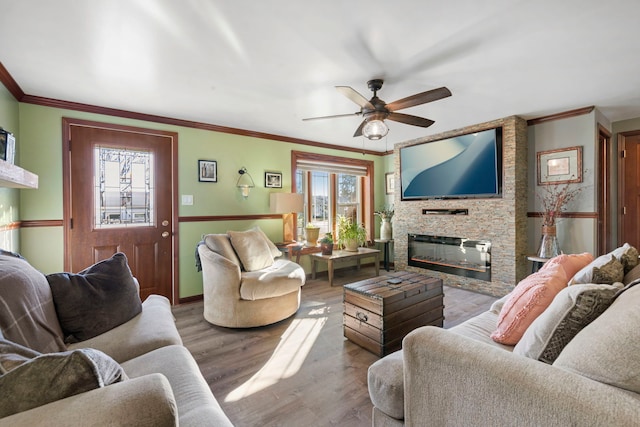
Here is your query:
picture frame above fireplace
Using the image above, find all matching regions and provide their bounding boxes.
[537,146,582,185]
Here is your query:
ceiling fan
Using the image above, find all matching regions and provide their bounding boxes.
[303,79,451,140]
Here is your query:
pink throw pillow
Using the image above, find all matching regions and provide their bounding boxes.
[540,253,594,279]
[491,263,568,345]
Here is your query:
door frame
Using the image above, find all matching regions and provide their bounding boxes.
[597,124,612,255]
[62,118,180,304]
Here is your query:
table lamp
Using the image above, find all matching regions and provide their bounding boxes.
[270,193,304,243]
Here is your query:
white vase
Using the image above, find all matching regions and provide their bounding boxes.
[380,219,392,241]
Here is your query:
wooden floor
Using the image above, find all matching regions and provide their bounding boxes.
[172,267,497,427]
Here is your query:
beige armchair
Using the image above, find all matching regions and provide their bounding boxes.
[197,230,306,328]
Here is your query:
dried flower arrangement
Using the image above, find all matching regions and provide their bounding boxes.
[537,181,583,227]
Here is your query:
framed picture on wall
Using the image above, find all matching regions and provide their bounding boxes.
[385,172,395,195]
[198,160,217,182]
[265,171,282,188]
[537,146,582,185]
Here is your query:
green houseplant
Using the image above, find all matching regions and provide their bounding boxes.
[319,233,334,255]
[336,215,367,252]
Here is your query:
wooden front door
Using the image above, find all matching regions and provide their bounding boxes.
[619,131,640,249]
[63,119,178,303]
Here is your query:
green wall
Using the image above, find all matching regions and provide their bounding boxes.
[15,103,388,298]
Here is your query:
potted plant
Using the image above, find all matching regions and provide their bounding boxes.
[305,223,320,247]
[336,215,367,252]
[319,233,334,255]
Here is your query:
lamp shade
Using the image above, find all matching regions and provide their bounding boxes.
[362,119,389,140]
[270,193,304,213]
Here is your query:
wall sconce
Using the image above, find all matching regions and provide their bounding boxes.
[270,193,304,242]
[236,167,255,198]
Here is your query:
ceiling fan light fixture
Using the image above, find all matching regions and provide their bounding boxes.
[362,119,389,140]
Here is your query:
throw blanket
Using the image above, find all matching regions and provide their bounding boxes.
[195,240,205,272]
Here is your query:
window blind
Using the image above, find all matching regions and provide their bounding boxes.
[295,159,368,176]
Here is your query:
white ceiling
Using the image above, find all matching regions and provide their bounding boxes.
[2,0,640,152]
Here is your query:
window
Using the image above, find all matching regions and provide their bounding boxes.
[292,151,374,242]
[94,147,154,227]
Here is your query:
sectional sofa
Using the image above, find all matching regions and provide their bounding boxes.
[0,252,232,426]
[368,245,640,426]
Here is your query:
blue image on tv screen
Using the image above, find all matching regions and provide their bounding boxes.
[401,128,500,199]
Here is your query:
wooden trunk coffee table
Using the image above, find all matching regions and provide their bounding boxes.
[343,271,444,357]
[310,247,380,286]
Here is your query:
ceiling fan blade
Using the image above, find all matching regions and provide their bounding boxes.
[302,112,361,121]
[387,112,435,128]
[386,87,452,111]
[336,86,375,109]
[353,120,367,137]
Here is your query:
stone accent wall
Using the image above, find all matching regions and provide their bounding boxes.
[393,116,528,297]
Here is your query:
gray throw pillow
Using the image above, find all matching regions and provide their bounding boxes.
[0,338,127,417]
[591,256,624,284]
[0,254,66,353]
[47,253,142,343]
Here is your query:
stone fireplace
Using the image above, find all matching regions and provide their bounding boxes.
[392,116,529,297]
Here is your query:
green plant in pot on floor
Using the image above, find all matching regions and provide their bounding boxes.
[319,233,334,255]
[337,215,367,252]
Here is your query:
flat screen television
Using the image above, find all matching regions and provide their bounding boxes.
[400,127,503,200]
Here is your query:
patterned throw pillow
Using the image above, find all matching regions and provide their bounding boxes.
[514,283,620,364]
[612,243,639,274]
[591,256,624,284]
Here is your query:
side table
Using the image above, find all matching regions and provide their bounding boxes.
[527,255,550,273]
[374,239,394,271]
[310,247,380,286]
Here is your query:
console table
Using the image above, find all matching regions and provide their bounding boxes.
[310,247,380,286]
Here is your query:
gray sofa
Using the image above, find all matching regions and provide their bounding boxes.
[0,252,232,427]
[368,248,640,426]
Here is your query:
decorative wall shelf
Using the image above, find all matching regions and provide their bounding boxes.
[0,159,38,189]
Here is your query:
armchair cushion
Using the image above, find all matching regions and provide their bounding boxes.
[203,234,242,268]
[0,338,127,418]
[228,229,274,271]
[46,253,142,343]
[0,254,65,353]
[240,259,306,300]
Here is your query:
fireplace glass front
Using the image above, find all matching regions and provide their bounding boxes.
[408,234,491,281]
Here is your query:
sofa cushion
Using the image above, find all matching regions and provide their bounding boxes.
[553,282,640,393]
[514,283,621,364]
[228,229,274,272]
[451,311,513,351]
[367,349,404,420]
[203,234,242,268]
[491,263,568,345]
[0,338,127,418]
[250,226,283,258]
[240,259,305,300]
[122,345,233,427]
[47,253,142,343]
[0,254,66,353]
